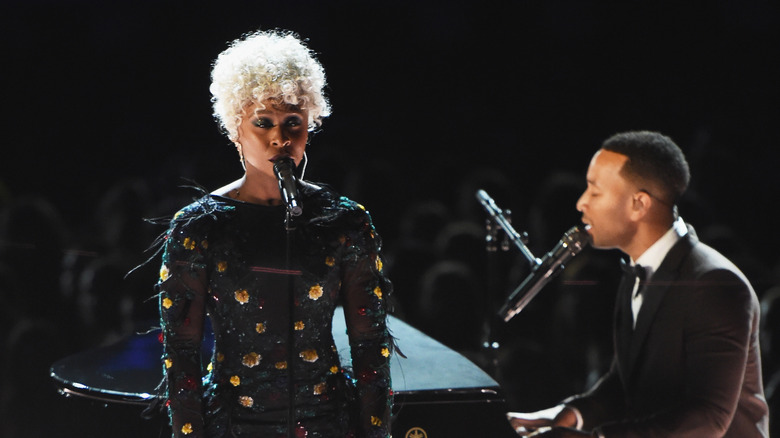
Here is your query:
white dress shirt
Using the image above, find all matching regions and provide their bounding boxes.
[630,217,687,328]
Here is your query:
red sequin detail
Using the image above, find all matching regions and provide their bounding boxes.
[358,370,377,383]
[182,376,198,391]
[158,332,164,343]
[295,425,308,438]
[358,307,367,316]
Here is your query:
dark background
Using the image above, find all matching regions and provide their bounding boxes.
[1,1,779,436]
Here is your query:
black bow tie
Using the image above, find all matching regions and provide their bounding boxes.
[620,259,647,283]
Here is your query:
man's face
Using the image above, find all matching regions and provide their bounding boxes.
[576,149,639,251]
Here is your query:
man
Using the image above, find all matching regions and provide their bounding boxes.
[508,131,768,437]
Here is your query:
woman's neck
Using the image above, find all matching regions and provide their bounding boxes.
[232,173,284,206]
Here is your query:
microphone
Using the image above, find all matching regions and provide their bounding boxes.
[499,225,591,322]
[272,156,303,217]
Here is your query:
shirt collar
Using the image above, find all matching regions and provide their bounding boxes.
[633,216,687,279]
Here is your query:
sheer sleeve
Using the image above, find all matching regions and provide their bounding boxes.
[157,209,210,438]
[339,205,394,438]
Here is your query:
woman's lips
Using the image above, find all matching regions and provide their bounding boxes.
[269,153,292,163]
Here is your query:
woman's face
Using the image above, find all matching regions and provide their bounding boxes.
[236,98,309,177]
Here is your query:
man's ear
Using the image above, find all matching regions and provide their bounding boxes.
[630,190,652,220]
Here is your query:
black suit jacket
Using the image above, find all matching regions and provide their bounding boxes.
[566,225,769,437]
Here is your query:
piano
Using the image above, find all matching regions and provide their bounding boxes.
[50,308,518,437]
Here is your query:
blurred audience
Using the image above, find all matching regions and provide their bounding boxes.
[0,162,777,436]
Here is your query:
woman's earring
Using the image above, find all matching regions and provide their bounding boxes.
[300,151,308,180]
[236,143,246,171]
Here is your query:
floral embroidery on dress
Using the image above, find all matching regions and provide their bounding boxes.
[154,185,394,437]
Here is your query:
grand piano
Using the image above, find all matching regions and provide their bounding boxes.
[51,308,518,437]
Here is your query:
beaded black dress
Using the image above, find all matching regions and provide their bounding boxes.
[156,182,393,438]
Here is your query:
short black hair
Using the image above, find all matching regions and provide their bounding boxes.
[601,131,690,206]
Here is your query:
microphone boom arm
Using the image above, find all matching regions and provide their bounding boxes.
[476,189,539,268]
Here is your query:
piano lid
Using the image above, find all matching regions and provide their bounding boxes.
[50,307,503,404]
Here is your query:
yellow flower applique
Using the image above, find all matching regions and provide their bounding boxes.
[255,323,266,334]
[330,366,339,374]
[181,423,193,435]
[230,375,240,386]
[308,285,323,300]
[294,321,305,330]
[234,289,249,304]
[373,286,383,300]
[239,396,254,407]
[325,256,335,267]
[162,297,173,309]
[314,382,328,395]
[165,358,173,369]
[299,349,319,363]
[371,416,382,426]
[375,256,383,272]
[217,261,228,272]
[159,265,170,281]
[381,347,390,358]
[182,237,196,250]
[242,352,261,368]
[275,361,288,370]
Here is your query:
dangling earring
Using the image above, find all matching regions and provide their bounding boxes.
[236,143,246,171]
[300,151,308,180]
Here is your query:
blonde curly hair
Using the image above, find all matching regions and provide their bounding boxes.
[209,30,331,141]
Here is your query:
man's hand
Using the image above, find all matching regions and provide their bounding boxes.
[506,405,580,436]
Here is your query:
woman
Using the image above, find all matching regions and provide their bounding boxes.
[155,30,393,438]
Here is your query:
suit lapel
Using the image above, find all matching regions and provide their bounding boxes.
[615,271,635,378]
[626,225,697,379]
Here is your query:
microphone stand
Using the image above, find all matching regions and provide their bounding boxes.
[285,209,296,438]
[482,215,507,375]
[476,190,538,376]
[273,158,303,438]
